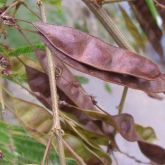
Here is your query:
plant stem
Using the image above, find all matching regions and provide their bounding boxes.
[102,0,135,4]
[41,133,53,165]
[37,1,66,165]
[81,0,135,113]
[0,0,22,16]
[23,3,41,20]
[154,0,165,9]
[82,0,134,50]
[117,87,128,114]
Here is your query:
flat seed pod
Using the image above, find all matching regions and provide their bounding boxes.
[34,22,161,81]
[39,37,165,93]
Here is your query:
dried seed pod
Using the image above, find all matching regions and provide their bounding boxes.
[36,34,165,93]
[34,23,163,80]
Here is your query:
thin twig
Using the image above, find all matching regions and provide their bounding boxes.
[23,3,41,20]
[0,0,22,16]
[37,1,66,165]
[154,0,165,9]
[117,87,128,114]
[81,0,135,114]
[17,28,34,47]
[16,27,37,34]
[95,104,112,116]
[63,139,87,165]
[103,0,135,4]
[41,133,54,165]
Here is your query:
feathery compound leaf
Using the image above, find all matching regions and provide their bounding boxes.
[8,45,45,57]
[0,0,6,8]
[0,121,76,165]
[4,91,111,164]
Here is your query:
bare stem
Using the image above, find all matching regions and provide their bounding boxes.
[81,0,135,113]
[37,1,66,165]
[117,87,128,114]
[154,0,165,9]
[0,0,23,16]
[103,0,135,4]
[23,3,41,20]
[41,133,54,165]
[82,0,134,50]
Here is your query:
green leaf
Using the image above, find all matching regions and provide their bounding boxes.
[0,0,6,8]
[8,45,45,57]
[75,75,89,84]
[45,0,61,10]
[5,72,27,84]
[0,121,77,165]
[4,91,111,164]
[0,45,8,56]
[104,83,112,94]
[135,124,157,142]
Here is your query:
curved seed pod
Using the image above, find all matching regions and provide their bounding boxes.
[34,22,162,81]
[34,49,95,110]
[39,37,165,93]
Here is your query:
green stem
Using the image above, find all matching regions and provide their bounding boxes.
[118,87,128,114]
[37,1,66,165]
